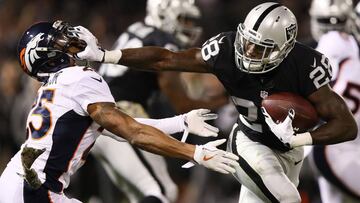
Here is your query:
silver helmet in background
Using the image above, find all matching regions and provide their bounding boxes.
[145,0,202,47]
[309,0,353,41]
[234,2,297,74]
[351,2,360,42]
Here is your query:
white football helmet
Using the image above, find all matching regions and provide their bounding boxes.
[351,2,360,42]
[309,0,353,41]
[145,0,202,47]
[235,2,297,74]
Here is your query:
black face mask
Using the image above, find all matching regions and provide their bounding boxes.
[49,20,87,55]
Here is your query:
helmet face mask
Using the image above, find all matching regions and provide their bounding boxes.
[145,0,203,47]
[18,21,85,82]
[234,3,297,74]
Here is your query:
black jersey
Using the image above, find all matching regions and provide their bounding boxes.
[99,22,179,108]
[202,32,332,151]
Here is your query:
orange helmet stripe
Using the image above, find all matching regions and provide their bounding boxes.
[19,48,30,74]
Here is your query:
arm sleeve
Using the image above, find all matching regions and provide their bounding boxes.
[72,72,115,115]
[299,51,333,96]
[201,33,227,71]
[101,115,185,141]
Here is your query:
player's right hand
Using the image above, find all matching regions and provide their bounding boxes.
[193,139,239,174]
[74,26,105,62]
[262,107,295,149]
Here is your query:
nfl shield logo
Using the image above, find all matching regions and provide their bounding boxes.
[260,91,268,99]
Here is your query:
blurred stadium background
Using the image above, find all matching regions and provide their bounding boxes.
[0,0,352,202]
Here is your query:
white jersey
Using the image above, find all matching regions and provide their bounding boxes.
[6,66,114,193]
[316,31,359,81]
[317,31,360,146]
[314,31,360,200]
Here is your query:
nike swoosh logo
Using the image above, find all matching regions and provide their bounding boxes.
[203,155,215,161]
[218,36,226,44]
[91,77,102,83]
[294,160,302,165]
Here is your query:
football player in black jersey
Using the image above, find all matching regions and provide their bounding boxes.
[76,2,358,203]
[91,1,226,203]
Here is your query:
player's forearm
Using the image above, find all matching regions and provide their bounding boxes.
[310,115,357,145]
[89,103,194,160]
[307,87,358,145]
[126,122,195,161]
[118,47,173,71]
[104,47,209,73]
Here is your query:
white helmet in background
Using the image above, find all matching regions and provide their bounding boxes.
[351,2,360,42]
[145,0,202,47]
[234,2,297,74]
[309,0,353,41]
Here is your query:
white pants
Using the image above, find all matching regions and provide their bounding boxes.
[0,162,81,203]
[312,143,360,203]
[227,123,304,203]
[91,136,178,203]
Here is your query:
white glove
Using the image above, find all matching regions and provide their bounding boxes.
[189,139,239,174]
[261,107,295,148]
[183,109,219,138]
[73,26,105,62]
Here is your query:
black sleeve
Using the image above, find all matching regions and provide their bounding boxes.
[200,32,234,73]
[298,49,333,96]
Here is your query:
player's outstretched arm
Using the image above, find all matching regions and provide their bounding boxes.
[74,26,210,73]
[102,108,219,139]
[88,102,239,174]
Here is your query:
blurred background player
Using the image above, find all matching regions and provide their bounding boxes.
[92,0,228,203]
[309,0,360,202]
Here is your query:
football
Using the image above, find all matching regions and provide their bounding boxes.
[261,92,319,132]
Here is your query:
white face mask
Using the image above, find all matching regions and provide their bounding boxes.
[242,60,263,72]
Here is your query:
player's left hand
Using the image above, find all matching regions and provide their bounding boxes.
[193,139,239,174]
[184,109,219,137]
[261,107,295,148]
[74,26,105,62]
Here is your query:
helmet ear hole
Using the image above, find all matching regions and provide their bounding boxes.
[18,21,72,82]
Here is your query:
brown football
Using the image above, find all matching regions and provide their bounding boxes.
[261,92,319,132]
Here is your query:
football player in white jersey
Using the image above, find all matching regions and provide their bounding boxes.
[92,1,227,202]
[0,21,240,203]
[309,0,360,202]
[75,2,358,203]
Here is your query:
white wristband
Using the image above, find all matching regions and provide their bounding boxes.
[104,50,122,64]
[290,132,313,148]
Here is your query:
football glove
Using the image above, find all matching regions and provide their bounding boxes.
[262,107,295,148]
[73,26,105,62]
[186,139,239,174]
[182,109,219,141]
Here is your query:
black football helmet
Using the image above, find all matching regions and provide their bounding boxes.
[18,20,86,82]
